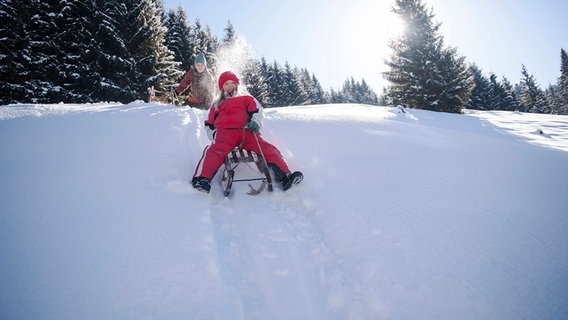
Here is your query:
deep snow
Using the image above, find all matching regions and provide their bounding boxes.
[1,102,567,319]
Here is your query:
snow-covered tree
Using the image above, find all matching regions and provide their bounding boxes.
[358,79,379,105]
[242,59,270,107]
[222,20,236,45]
[384,0,472,113]
[91,0,138,102]
[87,0,180,102]
[281,63,308,106]
[255,59,325,107]
[544,84,565,114]
[560,48,568,105]
[334,78,379,105]
[131,0,180,95]
[0,0,32,103]
[0,0,364,106]
[164,6,194,71]
[499,77,521,111]
[468,64,492,110]
[0,0,82,103]
[266,61,285,107]
[329,88,342,103]
[55,0,103,102]
[310,74,327,104]
[518,65,547,113]
[257,57,274,107]
[487,74,506,110]
[191,19,218,69]
[298,68,326,105]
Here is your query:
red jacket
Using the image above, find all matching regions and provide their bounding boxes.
[175,67,214,104]
[205,95,260,130]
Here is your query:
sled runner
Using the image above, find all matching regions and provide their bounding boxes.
[147,86,182,105]
[221,147,273,197]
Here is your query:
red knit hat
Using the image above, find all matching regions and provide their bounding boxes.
[218,71,240,91]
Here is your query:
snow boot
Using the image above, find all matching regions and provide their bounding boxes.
[268,163,303,191]
[191,176,211,194]
[281,171,303,191]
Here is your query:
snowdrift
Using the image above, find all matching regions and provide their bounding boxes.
[1,102,567,319]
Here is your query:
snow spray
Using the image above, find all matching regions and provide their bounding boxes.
[211,36,258,95]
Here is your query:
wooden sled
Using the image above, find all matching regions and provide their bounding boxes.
[147,86,180,105]
[221,147,273,197]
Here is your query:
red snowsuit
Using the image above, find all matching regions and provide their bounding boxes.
[193,95,291,180]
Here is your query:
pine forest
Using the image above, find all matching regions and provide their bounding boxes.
[1,0,567,114]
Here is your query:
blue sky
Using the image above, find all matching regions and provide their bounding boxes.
[164,0,568,93]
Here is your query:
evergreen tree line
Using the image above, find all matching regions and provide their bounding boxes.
[462,55,568,114]
[384,0,568,114]
[0,0,378,107]
[3,0,565,113]
[1,0,181,104]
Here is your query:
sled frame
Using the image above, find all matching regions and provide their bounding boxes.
[147,86,178,105]
[221,147,273,197]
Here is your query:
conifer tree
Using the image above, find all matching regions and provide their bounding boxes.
[92,0,139,102]
[337,78,378,105]
[545,84,564,114]
[488,73,506,110]
[436,46,472,113]
[384,0,471,113]
[519,65,546,113]
[191,19,218,69]
[296,69,314,105]
[242,59,270,107]
[258,57,274,107]
[310,73,327,104]
[30,0,68,101]
[329,88,340,103]
[57,0,105,102]
[280,62,297,106]
[560,48,568,105]
[359,79,379,105]
[281,63,308,106]
[292,66,311,105]
[133,0,180,95]
[0,0,77,103]
[267,61,285,106]
[468,64,492,110]
[222,21,236,45]
[499,77,520,111]
[0,0,30,103]
[343,78,355,103]
[299,68,326,105]
[164,6,194,71]
[378,88,389,105]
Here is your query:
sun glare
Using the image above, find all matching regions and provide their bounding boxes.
[300,0,406,91]
[385,14,406,40]
[338,1,404,60]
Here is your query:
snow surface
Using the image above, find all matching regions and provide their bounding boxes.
[1,102,567,320]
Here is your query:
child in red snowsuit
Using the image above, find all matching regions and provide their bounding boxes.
[191,71,303,193]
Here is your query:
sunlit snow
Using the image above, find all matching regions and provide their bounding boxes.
[1,102,567,319]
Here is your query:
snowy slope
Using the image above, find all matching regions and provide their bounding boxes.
[1,102,567,320]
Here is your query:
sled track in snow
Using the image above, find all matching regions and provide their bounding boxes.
[207,194,358,319]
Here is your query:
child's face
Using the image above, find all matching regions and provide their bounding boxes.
[195,63,206,73]
[223,80,238,96]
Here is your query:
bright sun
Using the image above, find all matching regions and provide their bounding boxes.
[338,1,406,59]
[384,14,406,40]
[309,0,407,91]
